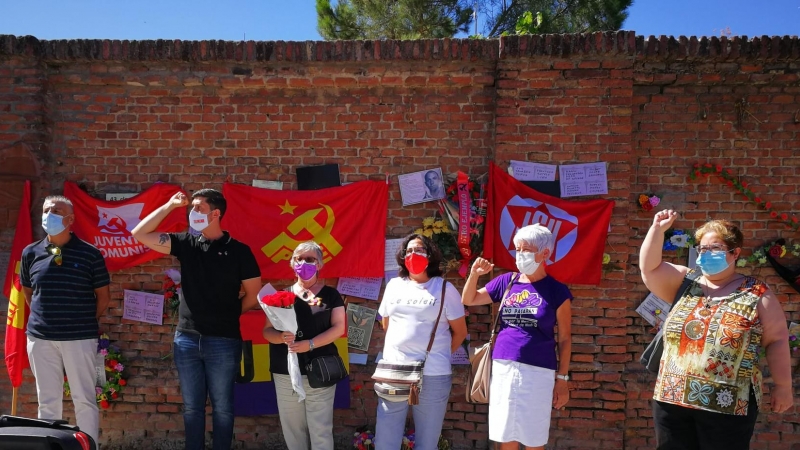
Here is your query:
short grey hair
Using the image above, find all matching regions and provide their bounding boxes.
[44,195,73,208]
[290,241,325,269]
[512,224,554,254]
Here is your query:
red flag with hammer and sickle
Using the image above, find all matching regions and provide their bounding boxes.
[484,162,614,285]
[223,181,389,279]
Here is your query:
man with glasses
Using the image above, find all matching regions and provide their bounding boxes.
[132,189,261,450]
[20,195,111,445]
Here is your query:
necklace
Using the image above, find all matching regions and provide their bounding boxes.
[294,282,322,306]
[700,275,743,308]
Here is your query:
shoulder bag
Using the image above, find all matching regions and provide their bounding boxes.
[373,279,447,405]
[466,273,518,404]
[640,270,700,373]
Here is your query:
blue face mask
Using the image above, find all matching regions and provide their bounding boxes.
[41,212,66,236]
[695,250,730,276]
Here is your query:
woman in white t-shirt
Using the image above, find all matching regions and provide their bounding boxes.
[375,234,468,450]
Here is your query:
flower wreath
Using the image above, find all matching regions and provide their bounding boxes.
[163,268,182,318]
[64,334,127,409]
[413,172,486,273]
[663,229,695,253]
[737,240,800,268]
[638,194,660,212]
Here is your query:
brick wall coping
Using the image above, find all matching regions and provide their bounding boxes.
[1,32,798,62]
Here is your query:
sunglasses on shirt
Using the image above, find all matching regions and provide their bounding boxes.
[46,244,62,266]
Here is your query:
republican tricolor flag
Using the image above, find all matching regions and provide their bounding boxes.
[485,163,614,285]
[4,180,33,388]
[223,181,388,279]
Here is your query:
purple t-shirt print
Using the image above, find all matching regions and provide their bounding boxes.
[485,272,572,370]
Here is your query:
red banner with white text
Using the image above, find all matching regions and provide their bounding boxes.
[223,181,388,279]
[484,163,614,285]
[64,182,188,271]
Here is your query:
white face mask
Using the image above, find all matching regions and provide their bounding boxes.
[515,251,541,275]
[188,209,210,232]
[42,211,67,236]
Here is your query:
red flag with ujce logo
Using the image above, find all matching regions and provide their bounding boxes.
[484,162,614,285]
[223,181,388,279]
[64,182,188,271]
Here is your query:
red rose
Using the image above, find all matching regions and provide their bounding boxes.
[781,213,788,220]
[755,197,762,204]
[765,202,772,209]
[704,163,712,168]
[109,360,118,367]
[726,181,733,187]
[693,171,700,177]
[769,246,782,258]
[741,182,748,188]
[164,279,174,288]
[642,202,654,212]
[715,165,722,173]
[770,211,778,218]
[111,392,119,399]
[793,217,799,224]
[100,400,110,409]
[119,379,127,386]
[164,291,174,299]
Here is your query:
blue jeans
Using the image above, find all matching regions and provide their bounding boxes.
[174,331,242,450]
[375,374,452,450]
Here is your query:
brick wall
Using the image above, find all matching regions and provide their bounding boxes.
[1,33,798,449]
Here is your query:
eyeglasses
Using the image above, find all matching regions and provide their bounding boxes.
[405,247,427,257]
[295,256,317,264]
[694,245,734,254]
[46,244,62,266]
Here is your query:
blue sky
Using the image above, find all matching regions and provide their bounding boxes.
[0,1,797,41]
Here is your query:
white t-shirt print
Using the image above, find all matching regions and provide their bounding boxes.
[378,276,465,376]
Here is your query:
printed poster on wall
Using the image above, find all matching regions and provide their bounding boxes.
[346,303,377,352]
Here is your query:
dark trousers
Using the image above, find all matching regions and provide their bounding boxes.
[653,389,759,450]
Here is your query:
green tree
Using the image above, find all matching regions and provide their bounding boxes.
[479,0,632,37]
[316,0,474,40]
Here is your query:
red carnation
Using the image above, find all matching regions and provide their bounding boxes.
[100,400,110,409]
[704,163,712,168]
[693,171,700,177]
[164,291,174,299]
[770,211,778,218]
[769,246,782,258]
[781,213,788,220]
[764,202,772,209]
[642,202,654,212]
[755,197,762,204]
[109,359,118,367]
[693,163,699,169]
[164,279,174,288]
[726,181,733,187]
[119,379,127,386]
[111,392,119,399]
[741,182,748,188]
[793,217,799,224]
[715,165,722,173]
[259,291,296,308]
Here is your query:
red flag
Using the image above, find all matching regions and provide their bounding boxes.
[5,180,32,387]
[485,163,614,285]
[64,182,188,271]
[223,181,388,279]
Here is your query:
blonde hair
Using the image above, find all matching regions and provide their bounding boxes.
[694,220,743,249]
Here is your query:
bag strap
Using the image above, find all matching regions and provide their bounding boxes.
[423,278,448,360]
[672,269,700,306]
[489,273,520,346]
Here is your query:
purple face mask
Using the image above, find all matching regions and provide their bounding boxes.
[294,261,318,281]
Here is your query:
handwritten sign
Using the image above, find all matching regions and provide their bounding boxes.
[558,162,608,198]
[450,346,470,365]
[510,160,557,181]
[385,239,404,271]
[123,289,165,325]
[635,292,671,327]
[337,277,383,301]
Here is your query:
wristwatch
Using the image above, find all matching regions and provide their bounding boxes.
[556,374,569,381]
[308,339,315,351]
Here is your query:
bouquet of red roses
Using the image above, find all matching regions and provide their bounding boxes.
[258,289,304,400]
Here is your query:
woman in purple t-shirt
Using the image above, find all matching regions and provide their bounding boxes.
[462,224,573,450]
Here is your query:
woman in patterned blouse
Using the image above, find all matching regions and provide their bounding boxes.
[639,210,793,450]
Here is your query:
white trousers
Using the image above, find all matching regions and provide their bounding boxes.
[273,373,336,450]
[27,336,100,444]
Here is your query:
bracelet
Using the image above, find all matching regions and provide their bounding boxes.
[309,339,315,351]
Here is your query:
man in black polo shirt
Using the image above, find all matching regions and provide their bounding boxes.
[21,195,111,445]
[132,188,261,450]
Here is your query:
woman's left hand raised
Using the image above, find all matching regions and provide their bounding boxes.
[771,384,794,413]
[552,379,569,410]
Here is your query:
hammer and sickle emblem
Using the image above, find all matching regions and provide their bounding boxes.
[261,204,343,264]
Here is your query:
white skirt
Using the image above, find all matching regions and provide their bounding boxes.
[489,359,555,447]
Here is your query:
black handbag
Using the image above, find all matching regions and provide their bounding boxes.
[640,270,699,373]
[305,354,348,388]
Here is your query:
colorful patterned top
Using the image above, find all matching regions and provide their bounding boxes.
[653,273,768,415]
